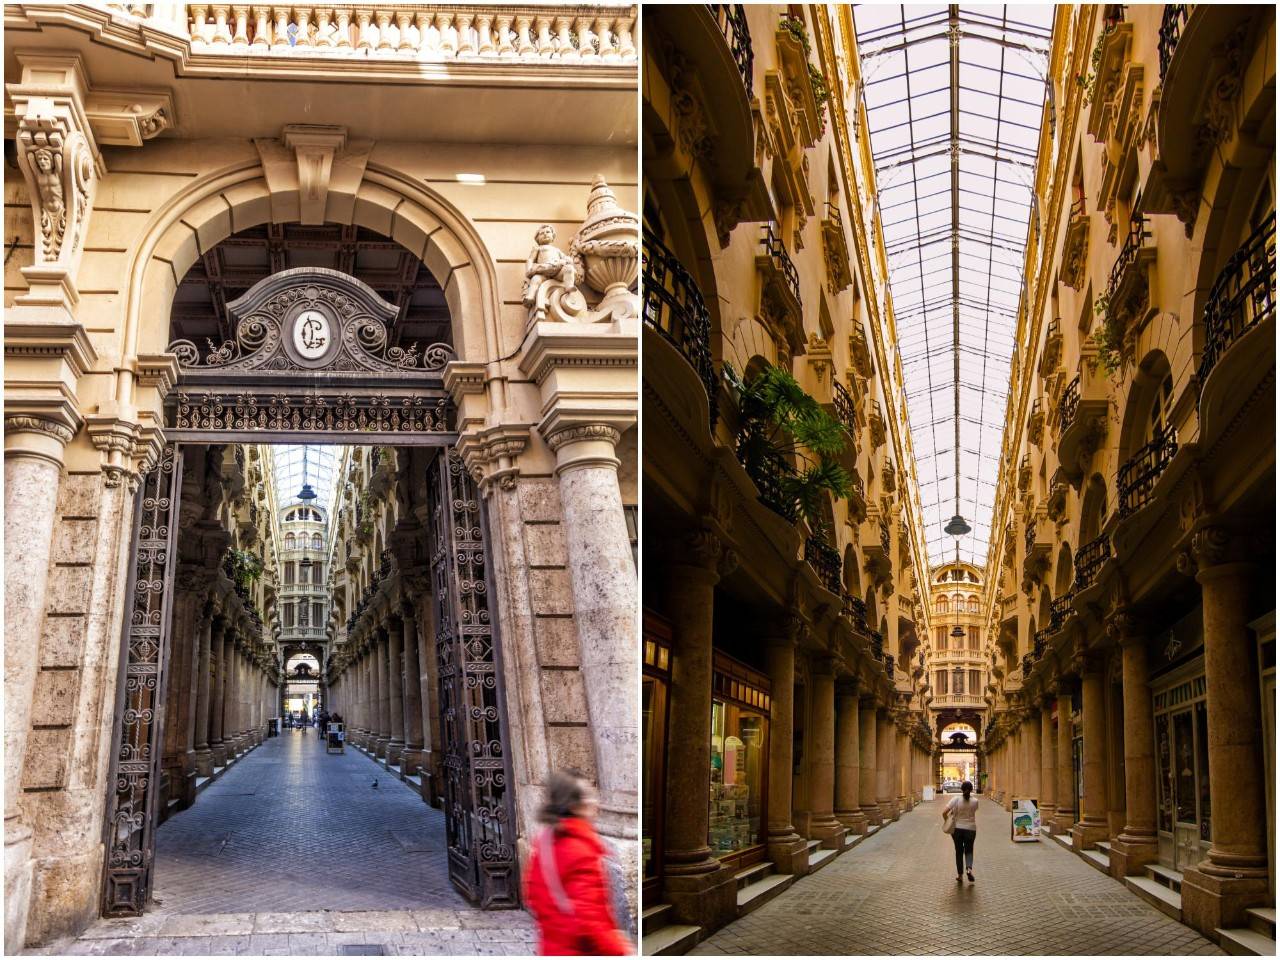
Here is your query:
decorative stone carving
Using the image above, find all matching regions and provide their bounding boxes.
[14,104,95,267]
[523,224,586,323]
[570,176,640,321]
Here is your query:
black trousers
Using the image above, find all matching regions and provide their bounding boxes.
[952,828,976,874]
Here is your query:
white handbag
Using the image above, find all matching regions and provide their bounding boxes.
[942,806,956,835]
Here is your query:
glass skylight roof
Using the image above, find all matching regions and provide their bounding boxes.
[853,5,1052,567]
[270,444,346,515]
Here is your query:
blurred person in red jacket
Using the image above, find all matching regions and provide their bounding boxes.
[523,769,633,956]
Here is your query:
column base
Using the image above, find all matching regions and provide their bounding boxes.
[1181,863,1272,938]
[860,803,883,826]
[1107,834,1158,880]
[662,861,737,931]
[374,737,389,759]
[1071,818,1109,851]
[766,833,810,875]
[386,740,405,766]
[1051,812,1076,835]
[877,800,897,822]
[193,748,213,778]
[4,821,34,951]
[400,748,426,778]
[835,810,868,837]
[211,742,228,768]
[897,794,909,813]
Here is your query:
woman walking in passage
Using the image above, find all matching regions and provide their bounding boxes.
[943,780,979,882]
[524,769,632,955]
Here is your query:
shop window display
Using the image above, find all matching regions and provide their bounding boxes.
[709,701,766,857]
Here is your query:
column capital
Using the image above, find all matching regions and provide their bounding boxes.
[1106,610,1143,647]
[4,409,78,469]
[1176,524,1258,578]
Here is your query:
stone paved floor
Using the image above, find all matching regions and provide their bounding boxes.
[689,797,1226,956]
[30,729,534,956]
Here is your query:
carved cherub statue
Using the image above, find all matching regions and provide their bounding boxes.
[522,224,582,322]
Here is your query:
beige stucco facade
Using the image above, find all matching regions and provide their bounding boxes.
[4,3,639,949]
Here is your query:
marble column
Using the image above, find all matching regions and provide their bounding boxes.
[875,708,895,822]
[1181,534,1269,933]
[209,621,228,767]
[1039,696,1057,825]
[374,629,390,757]
[1108,617,1158,878]
[1072,654,1109,850]
[802,658,844,846]
[834,679,867,836]
[1054,686,1075,833]
[194,614,217,776]
[896,723,910,811]
[660,529,735,930]
[400,604,427,778]
[3,414,74,950]
[764,631,807,873]
[858,698,881,825]
[386,616,406,765]
[545,424,638,839]
[1025,709,1042,809]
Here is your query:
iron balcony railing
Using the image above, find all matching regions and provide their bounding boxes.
[1106,209,1150,308]
[884,653,895,679]
[643,228,719,428]
[1158,4,1189,82]
[869,630,883,662]
[824,199,843,229]
[1024,520,1036,555]
[761,222,802,310]
[1070,195,1088,220]
[710,4,754,100]
[843,593,868,634]
[1118,424,1178,518]
[735,420,798,523]
[1032,630,1047,660]
[1059,374,1081,431]
[804,534,842,595]
[849,470,865,503]
[832,379,857,437]
[1197,214,1276,393]
[1074,533,1111,591]
[1049,593,1074,632]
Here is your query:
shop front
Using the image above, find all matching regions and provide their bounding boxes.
[642,612,673,902]
[708,652,771,872]
[1153,667,1212,873]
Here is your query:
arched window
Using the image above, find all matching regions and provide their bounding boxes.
[285,533,296,549]
[312,533,323,549]
[1148,372,1174,442]
[938,597,949,614]
[952,666,965,695]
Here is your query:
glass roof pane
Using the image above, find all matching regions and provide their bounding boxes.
[270,444,347,516]
[855,4,1051,567]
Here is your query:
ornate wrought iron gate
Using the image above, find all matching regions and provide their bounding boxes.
[102,444,183,915]
[426,449,520,907]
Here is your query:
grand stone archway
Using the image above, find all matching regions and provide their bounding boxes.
[101,266,520,915]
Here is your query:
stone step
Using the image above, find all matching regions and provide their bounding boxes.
[640,903,672,932]
[1123,875,1182,920]
[1215,926,1277,957]
[805,839,822,853]
[1095,840,1112,853]
[736,874,792,917]
[1051,831,1073,852]
[865,823,880,836]
[1080,847,1110,874]
[641,923,701,957]
[1246,907,1275,940]
[807,847,839,872]
[841,831,864,851]
[1144,862,1183,892]
[733,862,771,889]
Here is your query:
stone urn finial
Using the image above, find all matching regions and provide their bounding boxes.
[571,175,639,321]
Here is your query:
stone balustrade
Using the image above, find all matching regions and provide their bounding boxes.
[172,4,637,61]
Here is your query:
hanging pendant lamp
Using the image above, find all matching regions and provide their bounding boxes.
[297,444,317,502]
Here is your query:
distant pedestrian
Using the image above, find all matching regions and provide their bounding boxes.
[943,779,979,883]
[524,769,632,955]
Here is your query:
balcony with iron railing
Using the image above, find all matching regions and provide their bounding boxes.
[1059,375,1080,432]
[710,4,753,98]
[820,201,853,293]
[831,379,857,438]
[1074,533,1111,592]
[843,593,868,635]
[884,654,895,679]
[1197,214,1276,404]
[735,420,798,524]
[804,534,842,596]
[1057,352,1110,485]
[1158,4,1189,82]
[643,228,718,429]
[1049,593,1074,633]
[1104,210,1154,329]
[1118,424,1178,519]
[756,223,804,351]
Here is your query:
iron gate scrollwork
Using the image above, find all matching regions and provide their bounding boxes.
[102,444,183,915]
[426,449,520,907]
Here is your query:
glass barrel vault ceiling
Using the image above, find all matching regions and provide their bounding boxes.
[853,4,1052,567]
[270,444,345,516]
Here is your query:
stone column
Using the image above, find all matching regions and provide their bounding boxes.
[3,414,75,948]
[835,680,867,836]
[1180,531,1270,934]
[1039,695,1057,826]
[1102,616,1157,877]
[193,614,216,776]
[210,621,228,767]
[660,529,735,930]
[1054,685,1075,833]
[1072,653,1109,850]
[801,657,844,846]
[544,423,638,839]
[1025,708,1042,810]
[875,707,896,822]
[858,698,881,825]
[764,630,808,873]
[896,722,911,811]
[374,629,390,757]
[400,603,427,778]
[386,616,406,766]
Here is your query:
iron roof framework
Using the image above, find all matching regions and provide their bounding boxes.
[854,4,1051,567]
[270,444,346,514]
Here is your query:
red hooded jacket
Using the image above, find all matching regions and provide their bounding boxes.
[523,816,631,956]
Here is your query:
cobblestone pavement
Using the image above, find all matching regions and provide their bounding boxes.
[690,797,1226,956]
[31,729,535,956]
